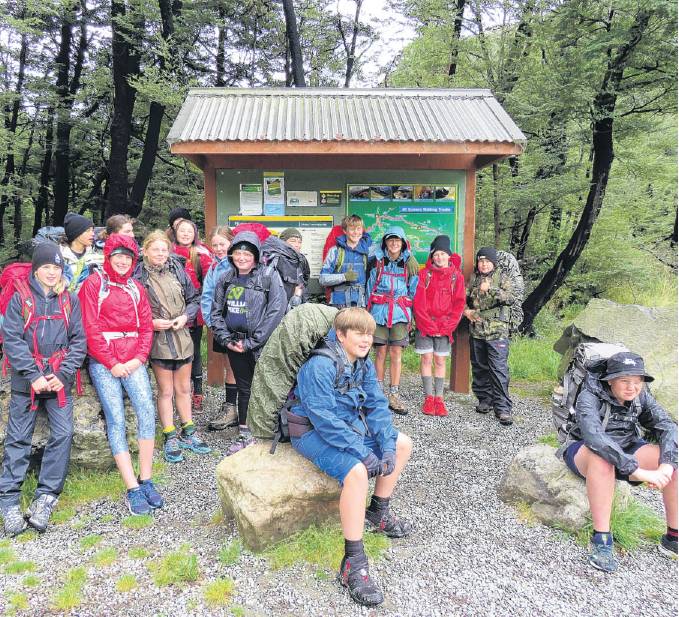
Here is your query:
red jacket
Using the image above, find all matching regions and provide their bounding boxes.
[79,234,154,369]
[413,254,465,342]
[173,243,213,325]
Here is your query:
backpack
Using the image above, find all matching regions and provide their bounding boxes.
[551,341,629,444]
[496,250,524,333]
[366,254,419,321]
[261,236,305,303]
[32,226,65,248]
[94,269,141,326]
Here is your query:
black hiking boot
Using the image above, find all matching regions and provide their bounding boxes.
[365,508,413,538]
[338,555,384,607]
[475,401,492,414]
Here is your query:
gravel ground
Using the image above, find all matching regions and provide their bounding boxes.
[1,376,676,617]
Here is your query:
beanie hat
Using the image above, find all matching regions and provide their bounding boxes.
[279,227,302,242]
[64,213,94,243]
[32,241,64,273]
[430,235,452,257]
[229,241,259,262]
[476,247,498,267]
[169,207,191,229]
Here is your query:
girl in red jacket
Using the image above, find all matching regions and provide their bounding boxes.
[413,235,465,417]
[79,234,163,515]
[168,217,213,411]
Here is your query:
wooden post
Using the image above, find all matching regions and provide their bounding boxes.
[449,166,476,393]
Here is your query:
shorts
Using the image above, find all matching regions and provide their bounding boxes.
[150,357,192,371]
[564,439,648,485]
[373,323,409,347]
[291,430,390,485]
[414,332,451,356]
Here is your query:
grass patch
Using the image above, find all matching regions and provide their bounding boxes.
[230,606,246,617]
[122,514,154,529]
[509,335,560,382]
[218,539,242,566]
[148,544,200,587]
[128,546,151,560]
[5,591,28,615]
[80,534,104,550]
[0,545,17,564]
[115,573,138,593]
[514,501,538,526]
[263,524,390,571]
[5,560,36,574]
[203,577,235,606]
[16,530,38,544]
[51,507,76,525]
[92,547,118,567]
[100,514,115,524]
[22,574,41,587]
[50,567,87,611]
[210,509,225,525]
[537,433,559,448]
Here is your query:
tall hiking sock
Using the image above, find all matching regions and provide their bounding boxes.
[224,383,238,405]
[344,539,366,561]
[421,376,433,396]
[193,376,203,396]
[163,426,177,440]
[237,398,248,426]
[434,377,445,397]
[390,385,399,395]
[368,494,390,516]
[592,530,613,546]
[182,421,195,436]
[667,526,678,539]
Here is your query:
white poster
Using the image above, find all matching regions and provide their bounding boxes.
[239,184,262,215]
[287,191,317,208]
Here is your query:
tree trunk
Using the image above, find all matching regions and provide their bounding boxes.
[216,5,226,86]
[520,10,650,334]
[492,163,501,246]
[340,0,363,88]
[34,106,55,234]
[282,0,305,87]
[447,0,466,78]
[672,206,677,247]
[516,205,537,262]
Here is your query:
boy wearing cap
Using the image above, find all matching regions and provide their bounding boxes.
[463,247,515,425]
[0,243,86,535]
[61,212,104,292]
[561,351,677,572]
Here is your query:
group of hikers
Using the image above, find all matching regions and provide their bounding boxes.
[0,207,676,607]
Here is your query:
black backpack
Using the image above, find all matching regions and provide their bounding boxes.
[261,236,305,303]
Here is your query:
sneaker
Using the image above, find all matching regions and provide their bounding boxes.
[2,505,27,536]
[125,488,152,516]
[365,508,413,538]
[163,436,184,463]
[659,534,678,558]
[339,555,384,607]
[191,393,204,412]
[475,401,492,414]
[208,402,239,431]
[26,494,59,533]
[388,392,407,415]
[179,431,212,454]
[421,395,437,416]
[434,397,448,417]
[588,542,618,573]
[226,433,255,456]
[138,479,164,510]
[496,410,513,426]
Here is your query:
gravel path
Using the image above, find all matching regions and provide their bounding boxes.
[1,376,676,617]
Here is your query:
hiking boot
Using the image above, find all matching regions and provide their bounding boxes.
[338,555,384,607]
[138,479,164,510]
[208,402,238,431]
[163,436,184,463]
[475,401,492,414]
[191,394,204,412]
[226,433,255,456]
[365,508,413,538]
[496,410,513,426]
[179,431,211,454]
[27,494,58,533]
[388,393,407,415]
[2,505,27,537]
[421,395,437,416]
[659,534,678,558]
[588,542,618,573]
[434,397,448,417]
[125,488,152,516]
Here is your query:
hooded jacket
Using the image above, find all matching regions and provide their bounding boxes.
[210,231,287,358]
[414,253,465,341]
[466,266,514,340]
[319,232,373,307]
[79,234,154,370]
[568,373,677,476]
[61,244,104,293]
[366,226,419,327]
[201,255,233,328]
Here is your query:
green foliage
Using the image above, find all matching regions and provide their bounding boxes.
[80,534,104,550]
[4,560,36,575]
[230,606,246,617]
[148,544,200,587]
[128,546,151,560]
[4,591,28,615]
[0,545,17,565]
[92,547,118,568]
[509,335,560,382]
[537,434,559,448]
[203,577,235,606]
[16,530,38,543]
[115,574,138,593]
[50,567,87,611]
[218,540,243,566]
[122,514,154,529]
[22,574,41,588]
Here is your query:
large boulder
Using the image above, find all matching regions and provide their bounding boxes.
[498,444,632,532]
[216,442,341,551]
[554,298,677,418]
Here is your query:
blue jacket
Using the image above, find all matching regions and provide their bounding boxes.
[291,330,398,460]
[319,233,373,307]
[366,226,418,327]
[201,256,233,328]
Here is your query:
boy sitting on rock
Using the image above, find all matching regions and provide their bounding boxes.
[560,351,677,572]
[288,307,413,606]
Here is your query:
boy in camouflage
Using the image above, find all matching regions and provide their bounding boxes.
[463,247,515,425]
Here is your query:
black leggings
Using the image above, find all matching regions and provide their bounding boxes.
[190,326,203,394]
[225,349,257,425]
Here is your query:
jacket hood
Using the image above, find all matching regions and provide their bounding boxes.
[228,231,261,264]
[377,226,411,261]
[103,233,138,282]
[336,232,372,255]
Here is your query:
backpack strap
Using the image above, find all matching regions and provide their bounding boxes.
[14,279,35,332]
[335,247,345,273]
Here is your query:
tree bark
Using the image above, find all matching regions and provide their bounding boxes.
[34,106,55,234]
[216,4,226,86]
[492,163,501,246]
[282,0,305,87]
[447,0,466,78]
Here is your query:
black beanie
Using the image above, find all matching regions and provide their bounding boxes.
[32,241,64,273]
[169,207,191,229]
[430,235,452,256]
[64,213,93,243]
[476,247,498,266]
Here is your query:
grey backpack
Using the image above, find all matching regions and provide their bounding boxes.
[496,250,524,333]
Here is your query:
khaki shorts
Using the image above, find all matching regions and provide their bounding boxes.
[373,322,410,347]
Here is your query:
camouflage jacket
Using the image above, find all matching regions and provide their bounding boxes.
[466,268,515,340]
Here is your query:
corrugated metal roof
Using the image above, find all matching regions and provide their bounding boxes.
[168,88,525,146]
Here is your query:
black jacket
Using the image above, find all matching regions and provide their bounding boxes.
[1,275,86,393]
[570,373,678,476]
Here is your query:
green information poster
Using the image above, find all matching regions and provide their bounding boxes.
[347,184,458,264]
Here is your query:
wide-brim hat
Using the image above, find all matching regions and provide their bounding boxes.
[600,351,654,382]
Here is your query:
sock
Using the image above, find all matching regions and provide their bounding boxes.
[377,380,384,392]
[422,376,433,396]
[390,384,399,395]
[434,377,445,397]
[667,526,678,539]
[182,421,195,436]
[137,476,151,484]
[344,538,366,562]
[592,530,613,546]
[193,376,203,395]
[224,383,238,405]
[368,494,390,516]
[127,486,142,494]
[163,426,176,440]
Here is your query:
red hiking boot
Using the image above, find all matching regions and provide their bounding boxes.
[422,395,437,416]
[434,397,448,417]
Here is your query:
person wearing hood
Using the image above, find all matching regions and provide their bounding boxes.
[319,215,373,308]
[0,243,87,536]
[413,235,466,417]
[79,234,162,516]
[463,247,515,426]
[210,231,287,454]
[61,212,104,293]
[134,231,211,465]
[366,226,419,415]
[561,352,677,572]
